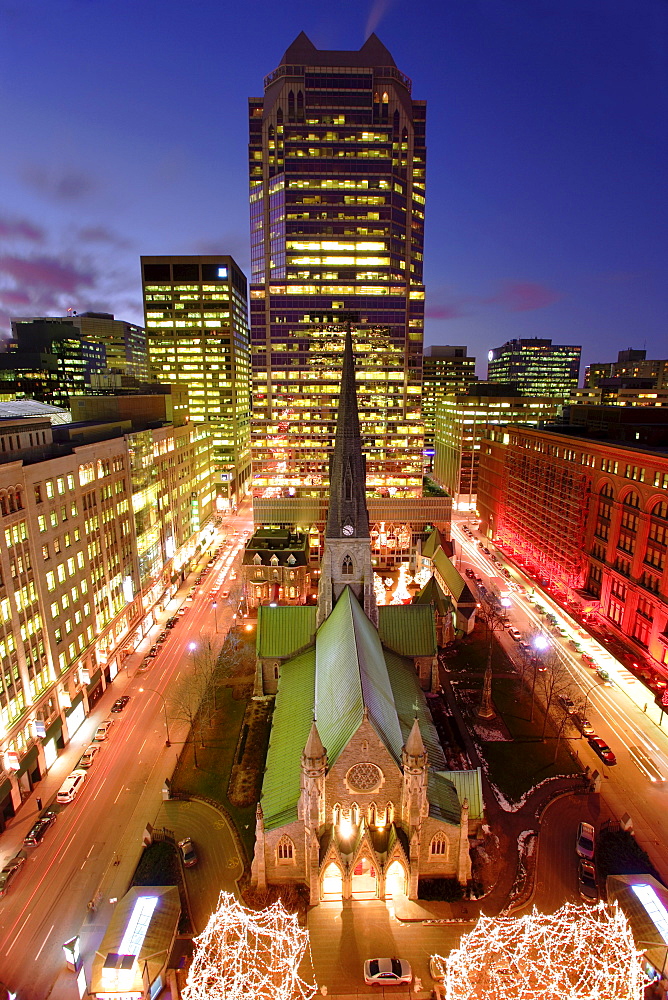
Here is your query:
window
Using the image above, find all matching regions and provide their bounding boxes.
[277,836,294,863]
[430,833,448,857]
[632,617,651,648]
[342,555,353,575]
[332,803,342,826]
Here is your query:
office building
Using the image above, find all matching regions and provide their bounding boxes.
[422,346,477,466]
[141,255,251,509]
[248,33,426,517]
[486,338,580,397]
[433,386,560,510]
[477,419,668,675]
[0,401,215,829]
[3,314,149,408]
[585,349,668,390]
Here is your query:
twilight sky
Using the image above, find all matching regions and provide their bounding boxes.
[0,0,666,378]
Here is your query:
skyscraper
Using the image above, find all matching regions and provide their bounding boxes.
[249,33,426,513]
[422,346,477,465]
[140,255,251,509]
[486,338,581,397]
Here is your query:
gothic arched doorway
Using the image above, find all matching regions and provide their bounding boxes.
[384,860,407,898]
[321,862,343,901]
[351,856,377,899]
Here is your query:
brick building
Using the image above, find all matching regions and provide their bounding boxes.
[477,422,668,674]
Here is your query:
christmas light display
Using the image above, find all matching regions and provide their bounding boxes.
[437,902,646,1000]
[373,573,388,607]
[391,562,412,604]
[183,892,318,1000]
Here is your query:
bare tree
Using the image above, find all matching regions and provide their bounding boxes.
[168,667,210,768]
[475,599,510,719]
[535,651,577,742]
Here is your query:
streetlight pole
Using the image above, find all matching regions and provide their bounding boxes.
[139,687,171,746]
[212,600,218,632]
[581,679,602,721]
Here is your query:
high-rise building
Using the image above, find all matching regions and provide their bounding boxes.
[486,338,580,397]
[433,385,560,510]
[422,346,477,465]
[140,255,252,509]
[584,349,668,394]
[248,33,426,513]
[7,313,149,400]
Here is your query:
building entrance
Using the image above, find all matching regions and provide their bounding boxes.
[351,857,377,899]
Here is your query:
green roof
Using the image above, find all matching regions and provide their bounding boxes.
[444,767,484,820]
[384,650,446,770]
[256,605,317,658]
[422,528,447,560]
[432,549,475,604]
[427,772,462,825]
[378,604,437,656]
[316,587,404,767]
[261,648,316,831]
[413,576,452,616]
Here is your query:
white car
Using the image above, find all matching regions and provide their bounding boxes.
[576,821,595,860]
[78,743,101,768]
[57,769,87,804]
[363,958,412,986]
[507,627,522,642]
[94,719,114,741]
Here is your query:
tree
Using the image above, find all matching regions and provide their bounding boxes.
[475,599,508,720]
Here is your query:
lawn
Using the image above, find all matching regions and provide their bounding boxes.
[170,629,270,864]
[450,626,582,803]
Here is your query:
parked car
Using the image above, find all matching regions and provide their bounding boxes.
[507,628,522,642]
[111,696,130,713]
[582,653,596,668]
[23,811,57,847]
[177,606,187,617]
[0,854,26,896]
[157,631,168,644]
[56,769,87,804]
[578,859,598,902]
[148,645,159,657]
[94,719,114,741]
[572,714,595,737]
[138,655,152,672]
[178,837,198,868]
[363,958,412,986]
[589,737,617,765]
[166,616,178,628]
[558,695,576,714]
[221,590,230,599]
[465,568,475,579]
[78,743,101,768]
[576,821,596,860]
[429,956,445,983]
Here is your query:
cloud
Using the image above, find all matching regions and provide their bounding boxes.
[0,289,32,306]
[0,214,45,241]
[365,0,394,38]
[425,303,467,320]
[0,254,95,294]
[21,165,96,201]
[77,225,132,248]
[487,281,562,312]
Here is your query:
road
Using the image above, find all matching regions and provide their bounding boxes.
[0,503,254,999]
[451,515,668,883]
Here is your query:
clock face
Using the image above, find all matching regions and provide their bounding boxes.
[487,350,494,362]
[342,523,354,536]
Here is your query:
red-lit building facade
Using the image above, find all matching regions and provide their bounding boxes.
[477,425,668,672]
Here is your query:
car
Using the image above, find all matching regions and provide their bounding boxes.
[465,568,475,579]
[518,641,531,653]
[483,546,490,554]
[56,769,87,804]
[148,645,159,657]
[178,837,198,868]
[582,653,596,668]
[221,590,230,598]
[94,719,114,741]
[78,743,101,768]
[24,811,57,847]
[596,667,613,686]
[507,628,522,642]
[363,958,412,986]
[157,631,168,644]
[429,955,445,983]
[230,571,237,580]
[576,821,595,860]
[185,593,195,604]
[177,606,187,617]
[474,574,483,584]
[0,854,26,896]
[578,859,598,902]
[111,696,130,713]
[166,616,178,628]
[571,714,595,737]
[138,655,152,672]
[558,695,576,714]
[589,737,617,765]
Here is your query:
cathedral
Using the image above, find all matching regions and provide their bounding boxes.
[251,327,484,903]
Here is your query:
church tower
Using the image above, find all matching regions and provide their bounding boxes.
[317,323,378,626]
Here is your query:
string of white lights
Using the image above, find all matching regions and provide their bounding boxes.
[437,902,647,1000]
[182,892,318,1000]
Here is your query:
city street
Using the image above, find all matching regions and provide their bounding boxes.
[452,517,668,883]
[0,504,253,1000]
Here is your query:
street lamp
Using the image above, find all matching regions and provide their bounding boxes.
[212,600,218,632]
[529,634,551,723]
[581,679,602,720]
[139,687,171,746]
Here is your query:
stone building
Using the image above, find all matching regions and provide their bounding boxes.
[241,527,310,610]
[251,326,484,902]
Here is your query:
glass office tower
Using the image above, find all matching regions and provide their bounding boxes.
[249,33,426,505]
[486,338,581,398]
[141,255,252,508]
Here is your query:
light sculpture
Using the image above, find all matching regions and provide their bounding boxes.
[183,892,318,1000]
[437,902,646,1000]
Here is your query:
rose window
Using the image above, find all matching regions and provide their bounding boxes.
[347,763,382,792]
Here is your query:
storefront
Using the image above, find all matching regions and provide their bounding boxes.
[42,715,64,772]
[66,694,86,739]
[0,777,15,833]
[87,669,104,709]
[15,745,41,798]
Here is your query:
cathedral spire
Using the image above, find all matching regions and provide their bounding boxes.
[325,322,370,541]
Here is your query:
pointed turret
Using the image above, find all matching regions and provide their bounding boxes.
[404,717,426,758]
[303,720,326,762]
[299,720,327,829]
